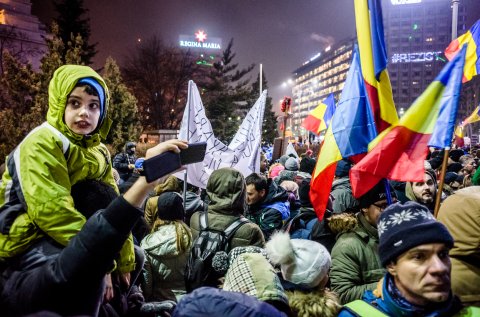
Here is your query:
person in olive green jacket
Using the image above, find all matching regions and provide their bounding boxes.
[330,181,396,304]
[190,167,265,249]
[0,65,135,280]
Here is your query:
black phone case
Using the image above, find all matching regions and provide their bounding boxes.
[143,151,182,183]
[180,142,207,165]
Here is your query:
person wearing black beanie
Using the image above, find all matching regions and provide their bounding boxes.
[140,191,193,302]
[337,201,479,317]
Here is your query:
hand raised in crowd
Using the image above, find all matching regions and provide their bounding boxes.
[123,139,188,209]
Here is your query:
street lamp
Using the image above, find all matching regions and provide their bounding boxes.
[451,0,459,40]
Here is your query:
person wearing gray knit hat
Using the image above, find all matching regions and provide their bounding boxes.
[338,200,476,317]
[284,157,299,171]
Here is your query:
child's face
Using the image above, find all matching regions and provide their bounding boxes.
[64,86,101,135]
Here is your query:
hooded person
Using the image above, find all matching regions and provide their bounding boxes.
[266,232,341,317]
[189,168,265,249]
[0,65,135,270]
[113,141,137,182]
[437,187,480,307]
[140,191,192,302]
[405,168,438,212]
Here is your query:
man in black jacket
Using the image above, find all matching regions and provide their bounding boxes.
[113,141,137,182]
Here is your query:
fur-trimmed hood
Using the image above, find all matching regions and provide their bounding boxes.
[327,213,357,236]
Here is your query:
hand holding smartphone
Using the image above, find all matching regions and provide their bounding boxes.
[143,142,207,182]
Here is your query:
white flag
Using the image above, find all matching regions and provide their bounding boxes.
[285,142,299,158]
[176,80,267,188]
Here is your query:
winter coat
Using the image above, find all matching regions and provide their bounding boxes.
[437,186,480,306]
[144,175,182,228]
[247,179,290,239]
[184,191,204,226]
[330,178,358,213]
[330,212,385,304]
[173,286,287,317]
[190,168,265,249]
[0,65,135,273]
[140,222,192,302]
[285,289,340,317]
[338,273,476,317]
[113,142,137,182]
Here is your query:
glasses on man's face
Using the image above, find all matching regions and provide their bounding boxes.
[373,200,397,211]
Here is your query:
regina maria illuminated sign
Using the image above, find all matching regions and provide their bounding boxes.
[179,30,222,50]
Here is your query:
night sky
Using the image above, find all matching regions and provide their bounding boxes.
[31,0,356,106]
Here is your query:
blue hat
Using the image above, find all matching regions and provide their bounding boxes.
[77,77,106,128]
[378,201,454,266]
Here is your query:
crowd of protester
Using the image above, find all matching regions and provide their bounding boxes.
[0,65,479,316]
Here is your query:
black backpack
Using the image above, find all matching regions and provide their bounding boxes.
[185,212,248,292]
[283,209,336,252]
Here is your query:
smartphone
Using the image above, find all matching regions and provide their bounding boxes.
[180,142,207,165]
[143,151,182,183]
[143,142,207,182]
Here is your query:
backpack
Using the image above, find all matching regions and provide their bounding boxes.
[185,212,248,292]
[283,209,336,252]
[283,210,319,240]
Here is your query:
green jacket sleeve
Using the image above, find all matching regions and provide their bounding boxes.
[116,234,136,273]
[19,130,86,246]
[330,236,378,304]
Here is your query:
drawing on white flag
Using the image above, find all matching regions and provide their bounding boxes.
[176,80,267,188]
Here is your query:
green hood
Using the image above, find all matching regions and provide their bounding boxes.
[206,167,246,215]
[47,64,112,147]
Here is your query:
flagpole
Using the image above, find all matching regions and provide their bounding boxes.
[451,0,459,40]
[183,81,192,210]
[434,147,450,218]
[434,0,459,217]
[259,64,263,97]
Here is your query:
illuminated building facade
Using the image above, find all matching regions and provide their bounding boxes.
[291,0,480,140]
[291,38,355,138]
[0,0,47,69]
[382,0,480,120]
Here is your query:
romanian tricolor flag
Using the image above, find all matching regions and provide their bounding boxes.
[462,105,480,125]
[302,94,336,134]
[454,125,465,148]
[445,19,480,83]
[354,0,398,133]
[350,46,467,198]
[310,46,377,220]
